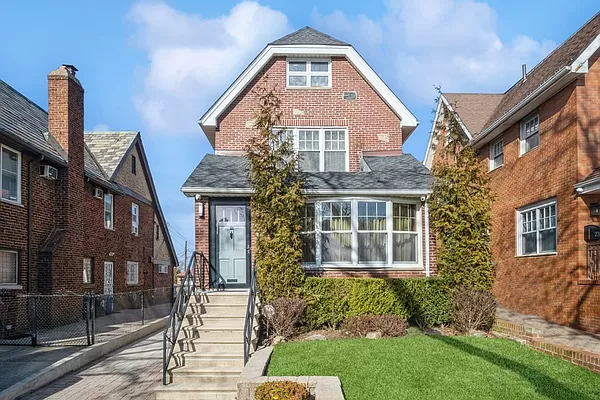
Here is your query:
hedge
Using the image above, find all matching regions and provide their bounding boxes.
[303,277,451,329]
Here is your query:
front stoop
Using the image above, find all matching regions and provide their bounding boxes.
[155,291,255,400]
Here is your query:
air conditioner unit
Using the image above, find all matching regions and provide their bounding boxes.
[39,165,58,180]
[93,188,104,199]
[158,265,168,274]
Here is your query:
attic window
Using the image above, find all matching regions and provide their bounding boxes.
[131,155,137,175]
[287,59,331,88]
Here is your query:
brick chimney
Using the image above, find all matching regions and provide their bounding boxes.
[46,64,85,292]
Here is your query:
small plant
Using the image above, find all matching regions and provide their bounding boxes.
[255,380,310,400]
[451,289,497,334]
[342,315,407,337]
[264,298,306,339]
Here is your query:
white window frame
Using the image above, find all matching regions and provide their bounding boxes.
[274,127,349,172]
[126,261,139,285]
[157,265,168,274]
[0,250,18,286]
[104,193,114,230]
[516,199,557,256]
[286,58,332,88]
[301,198,422,269]
[83,257,93,284]
[520,113,540,156]
[1,143,22,205]
[489,139,504,171]
[131,203,139,235]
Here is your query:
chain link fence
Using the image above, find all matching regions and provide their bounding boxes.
[0,287,172,347]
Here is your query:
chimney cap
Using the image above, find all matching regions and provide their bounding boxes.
[61,64,78,75]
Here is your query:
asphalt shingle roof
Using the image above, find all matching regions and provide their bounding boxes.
[443,93,504,136]
[269,26,349,46]
[182,154,432,193]
[84,131,138,179]
[0,80,64,164]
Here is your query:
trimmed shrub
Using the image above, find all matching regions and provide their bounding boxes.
[263,298,305,339]
[255,381,310,400]
[303,277,451,329]
[342,315,407,337]
[451,289,497,334]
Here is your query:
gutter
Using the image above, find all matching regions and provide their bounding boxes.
[181,187,432,197]
[472,66,573,146]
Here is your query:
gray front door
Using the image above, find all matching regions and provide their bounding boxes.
[216,205,247,286]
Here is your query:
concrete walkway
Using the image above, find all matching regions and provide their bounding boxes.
[0,305,169,393]
[23,331,163,400]
[497,306,600,354]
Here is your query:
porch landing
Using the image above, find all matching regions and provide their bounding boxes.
[493,306,600,373]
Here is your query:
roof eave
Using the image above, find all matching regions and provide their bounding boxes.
[471,66,578,148]
[181,186,431,197]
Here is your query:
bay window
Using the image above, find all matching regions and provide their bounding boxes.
[301,199,421,268]
[517,200,557,256]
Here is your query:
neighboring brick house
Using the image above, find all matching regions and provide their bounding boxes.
[182,27,435,289]
[0,65,177,296]
[425,13,600,333]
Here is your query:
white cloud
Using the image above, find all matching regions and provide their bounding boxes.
[313,0,556,103]
[129,1,291,135]
[92,123,110,131]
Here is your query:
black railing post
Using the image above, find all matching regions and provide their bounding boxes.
[85,294,91,346]
[141,291,145,326]
[30,296,37,347]
[91,295,96,345]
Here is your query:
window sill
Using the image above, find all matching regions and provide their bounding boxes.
[126,283,139,286]
[515,252,557,258]
[105,227,115,231]
[578,279,600,285]
[489,164,503,173]
[303,264,424,272]
[286,86,332,90]
[0,198,23,207]
[518,145,539,158]
[83,283,95,289]
[0,284,23,290]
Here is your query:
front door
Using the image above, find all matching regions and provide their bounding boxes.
[104,262,114,295]
[216,205,248,287]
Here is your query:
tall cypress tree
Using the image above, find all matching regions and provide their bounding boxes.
[246,87,305,302]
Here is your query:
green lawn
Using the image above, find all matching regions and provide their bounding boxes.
[267,336,600,400]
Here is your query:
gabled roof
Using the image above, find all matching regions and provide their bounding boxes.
[443,93,504,136]
[199,26,418,146]
[181,154,432,196]
[84,131,138,179]
[269,26,349,46]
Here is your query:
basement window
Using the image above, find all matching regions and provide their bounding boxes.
[0,250,18,285]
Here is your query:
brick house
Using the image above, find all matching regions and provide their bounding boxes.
[0,65,177,296]
[425,13,600,333]
[182,27,435,289]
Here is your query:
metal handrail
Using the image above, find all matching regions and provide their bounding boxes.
[162,251,201,385]
[587,244,600,280]
[243,263,257,365]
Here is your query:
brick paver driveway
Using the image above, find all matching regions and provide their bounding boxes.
[24,331,163,400]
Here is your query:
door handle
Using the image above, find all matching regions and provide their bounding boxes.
[230,227,234,239]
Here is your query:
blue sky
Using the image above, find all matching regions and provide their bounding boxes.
[1,1,598,262]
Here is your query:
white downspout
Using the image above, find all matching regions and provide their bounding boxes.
[425,202,430,277]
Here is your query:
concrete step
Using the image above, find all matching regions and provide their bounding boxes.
[155,383,237,400]
[185,314,247,328]
[188,303,248,317]
[180,327,244,342]
[172,352,244,368]
[178,340,244,353]
[200,292,249,306]
[168,368,240,385]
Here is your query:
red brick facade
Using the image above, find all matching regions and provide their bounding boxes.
[194,53,435,284]
[0,67,173,295]
[431,50,600,333]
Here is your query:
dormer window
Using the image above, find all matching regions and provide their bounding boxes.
[287,59,331,88]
